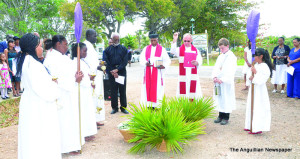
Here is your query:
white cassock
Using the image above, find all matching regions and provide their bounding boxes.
[84,40,105,122]
[139,45,171,107]
[18,55,61,159]
[72,58,97,137]
[170,42,203,99]
[211,50,237,113]
[245,63,271,132]
[242,47,252,75]
[43,49,84,153]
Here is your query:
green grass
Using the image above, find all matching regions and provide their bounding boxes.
[0,97,20,128]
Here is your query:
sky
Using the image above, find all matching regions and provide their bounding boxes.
[250,0,300,37]
[119,0,300,38]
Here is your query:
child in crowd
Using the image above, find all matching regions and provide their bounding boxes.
[0,53,12,99]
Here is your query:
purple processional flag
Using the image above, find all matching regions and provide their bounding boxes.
[246,10,260,63]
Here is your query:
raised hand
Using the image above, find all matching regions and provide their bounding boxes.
[173,32,180,43]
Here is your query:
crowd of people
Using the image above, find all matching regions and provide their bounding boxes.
[241,37,300,98]
[1,28,299,159]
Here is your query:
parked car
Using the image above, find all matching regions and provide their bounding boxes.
[131,50,140,63]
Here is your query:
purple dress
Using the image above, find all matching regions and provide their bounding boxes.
[287,48,300,98]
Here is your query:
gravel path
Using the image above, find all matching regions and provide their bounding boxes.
[0,63,299,159]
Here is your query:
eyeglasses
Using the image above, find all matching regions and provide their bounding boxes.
[184,40,191,43]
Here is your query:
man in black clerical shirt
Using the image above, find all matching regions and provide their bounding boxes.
[103,33,129,114]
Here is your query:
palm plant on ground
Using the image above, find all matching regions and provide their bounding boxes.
[166,97,215,122]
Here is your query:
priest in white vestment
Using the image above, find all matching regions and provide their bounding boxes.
[43,35,84,154]
[170,32,203,100]
[18,33,61,159]
[84,29,105,127]
[212,38,237,125]
[140,32,171,108]
[245,48,272,134]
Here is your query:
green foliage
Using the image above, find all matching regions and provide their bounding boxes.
[120,34,138,49]
[0,0,71,37]
[165,97,215,122]
[61,0,138,39]
[0,98,20,128]
[126,96,215,154]
[127,102,205,154]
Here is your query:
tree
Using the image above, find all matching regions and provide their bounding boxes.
[0,0,72,38]
[135,0,176,33]
[194,0,256,49]
[143,0,256,49]
[61,0,138,40]
[120,34,138,49]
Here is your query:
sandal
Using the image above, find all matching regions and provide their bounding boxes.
[244,129,250,131]
[85,136,95,142]
[69,151,81,155]
[248,131,262,134]
[96,122,104,126]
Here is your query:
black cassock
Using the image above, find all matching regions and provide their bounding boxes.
[104,45,128,110]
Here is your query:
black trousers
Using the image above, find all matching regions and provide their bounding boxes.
[218,112,230,120]
[108,73,127,110]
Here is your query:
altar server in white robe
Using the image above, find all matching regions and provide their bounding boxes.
[17,33,61,159]
[170,32,203,100]
[43,35,84,154]
[71,42,98,140]
[84,29,105,127]
[212,38,237,125]
[245,48,272,134]
[140,32,171,108]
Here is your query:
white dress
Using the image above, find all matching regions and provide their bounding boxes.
[139,45,171,107]
[84,40,105,122]
[72,58,97,137]
[18,55,61,159]
[245,63,271,132]
[242,47,252,74]
[43,49,83,153]
[271,47,287,85]
[211,50,237,113]
[170,43,203,99]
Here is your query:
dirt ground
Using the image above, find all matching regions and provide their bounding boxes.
[0,76,299,159]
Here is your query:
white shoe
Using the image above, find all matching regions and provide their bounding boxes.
[280,90,285,94]
[272,89,277,93]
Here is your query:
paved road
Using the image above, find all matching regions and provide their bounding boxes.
[127,61,243,81]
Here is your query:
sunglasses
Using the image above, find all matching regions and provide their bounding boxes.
[184,40,191,42]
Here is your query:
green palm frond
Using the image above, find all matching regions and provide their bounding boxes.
[126,96,214,154]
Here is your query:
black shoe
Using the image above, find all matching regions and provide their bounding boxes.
[1,97,6,100]
[220,119,228,125]
[214,117,222,123]
[110,109,118,114]
[120,109,129,114]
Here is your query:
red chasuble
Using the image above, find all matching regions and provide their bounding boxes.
[144,44,162,103]
[179,44,198,97]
